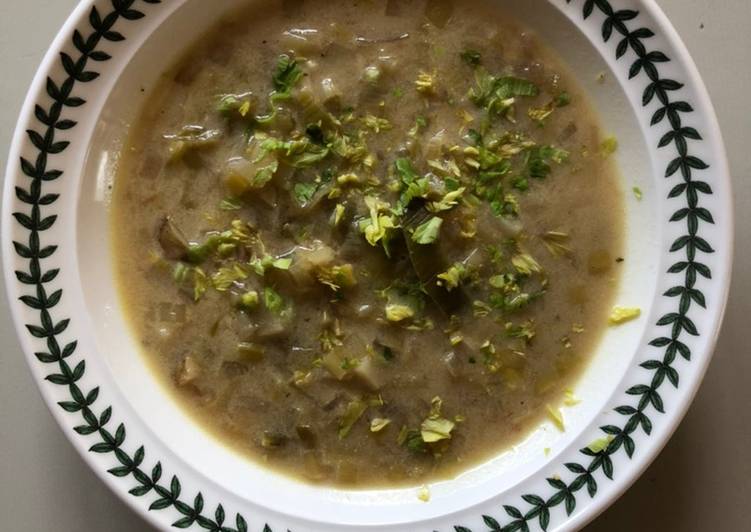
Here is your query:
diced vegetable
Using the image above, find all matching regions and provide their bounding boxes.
[321,352,348,380]
[158,217,190,260]
[288,243,336,285]
[296,425,318,449]
[224,156,279,195]
[608,306,641,325]
[261,431,288,449]
[362,65,382,84]
[370,418,391,432]
[350,356,383,390]
[233,342,265,363]
[175,356,201,386]
[421,417,455,442]
[164,126,221,161]
[338,399,368,439]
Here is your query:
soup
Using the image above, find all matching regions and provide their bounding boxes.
[112,0,624,488]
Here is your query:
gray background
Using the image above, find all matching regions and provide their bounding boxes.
[0,1,748,530]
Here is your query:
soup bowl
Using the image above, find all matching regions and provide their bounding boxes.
[2,0,731,530]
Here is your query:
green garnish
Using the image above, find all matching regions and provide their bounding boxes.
[340,357,359,370]
[600,136,619,156]
[470,71,539,117]
[411,216,443,244]
[408,116,428,138]
[238,290,259,310]
[526,145,570,180]
[415,71,437,94]
[541,231,572,257]
[395,157,419,182]
[362,114,392,133]
[491,193,520,218]
[428,187,466,213]
[331,203,346,226]
[272,257,292,270]
[421,417,455,442]
[420,397,456,443]
[385,304,415,322]
[263,287,285,314]
[293,181,319,206]
[528,103,555,125]
[564,389,581,406]
[260,135,330,169]
[555,91,571,107]
[186,236,223,264]
[272,54,303,94]
[505,320,536,343]
[460,49,482,66]
[219,198,242,211]
[401,428,427,454]
[587,435,614,453]
[436,263,468,291]
[511,253,543,276]
[192,268,208,302]
[633,186,643,200]
[211,264,248,291]
[317,264,357,292]
[217,93,255,119]
[608,306,641,325]
[546,404,565,431]
[173,262,189,283]
[359,196,399,255]
[250,255,293,276]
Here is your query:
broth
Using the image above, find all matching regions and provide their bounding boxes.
[112,0,624,488]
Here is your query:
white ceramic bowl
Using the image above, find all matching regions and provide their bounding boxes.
[2,1,732,531]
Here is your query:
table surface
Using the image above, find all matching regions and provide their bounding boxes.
[1,1,748,530]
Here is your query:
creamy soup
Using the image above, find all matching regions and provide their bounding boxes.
[112,0,624,488]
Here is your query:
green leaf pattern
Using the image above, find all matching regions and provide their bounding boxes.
[11,0,713,531]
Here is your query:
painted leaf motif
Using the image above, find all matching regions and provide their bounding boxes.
[11,1,716,531]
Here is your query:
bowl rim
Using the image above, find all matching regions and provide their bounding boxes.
[1,0,733,531]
